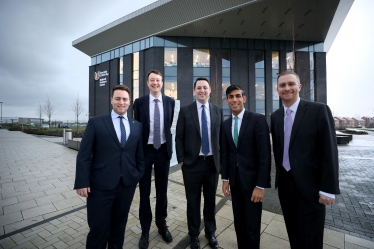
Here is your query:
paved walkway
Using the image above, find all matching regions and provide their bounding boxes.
[1,129,374,248]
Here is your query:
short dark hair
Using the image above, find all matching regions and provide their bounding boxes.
[147,70,163,81]
[193,77,210,89]
[277,71,300,84]
[111,85,131,98]
[226,85,245,98]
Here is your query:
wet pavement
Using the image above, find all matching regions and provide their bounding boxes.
[0,129,374,248]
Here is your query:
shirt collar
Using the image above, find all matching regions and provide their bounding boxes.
[196,100,209,110]
[149,94,163,103]
[283,97,300,114]
[111,110,128,120]
[232,108,245,120]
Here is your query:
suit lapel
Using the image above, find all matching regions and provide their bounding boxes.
[237,110,250,148]
[209,103,216,135]
[190,102,200,134]
[290,99,308,146]
[277,108,285,150]
[225,116,237,149]
[103,114,121,148]
[162,95,169,129]
[124,116,136,148]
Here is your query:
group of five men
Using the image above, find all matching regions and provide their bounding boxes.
[74,69,339,249]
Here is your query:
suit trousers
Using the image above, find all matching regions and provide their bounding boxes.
[139,143,170,233]
[86,178,136,249]
[231,171,262,249]
[278,167,325,249]
[182,156,218,236]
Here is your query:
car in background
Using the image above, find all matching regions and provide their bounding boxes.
[41,124,49,129]
[60,124,69,128]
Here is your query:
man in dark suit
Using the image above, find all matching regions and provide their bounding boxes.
[133,70,175,248]
[221,85,271,249]
[176,78,222,249]
[74,85,145,249]
[271,71,340,248]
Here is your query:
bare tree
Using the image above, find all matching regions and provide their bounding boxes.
[35,103,43,126]
[71,93,84,132]
[43,96,55,127]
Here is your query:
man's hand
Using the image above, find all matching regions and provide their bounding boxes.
[251,187,264,203]
[319,193,335,205]
[222,181,230,196]
[76,187,90,197]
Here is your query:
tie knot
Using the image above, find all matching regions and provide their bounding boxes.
[286,109,292,115]
[154,99,159,103]
[118,116,124,119]
[202,105,205,109]
[234,116,238,121]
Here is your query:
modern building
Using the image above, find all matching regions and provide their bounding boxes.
[72,0,354,121]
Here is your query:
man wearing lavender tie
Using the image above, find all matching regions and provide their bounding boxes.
[133,70,175,249]
[271,71,340,249]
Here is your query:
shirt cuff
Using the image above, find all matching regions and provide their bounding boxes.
[256,186,264,190]
[222,179,229,182]
[319,191,335,199]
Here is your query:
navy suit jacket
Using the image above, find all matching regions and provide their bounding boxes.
[221,110,271,191]
[74,114,145,190]
[133,94,175,159]
[271,99,340,201]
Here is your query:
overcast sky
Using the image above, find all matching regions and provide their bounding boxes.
[0,0,373,122]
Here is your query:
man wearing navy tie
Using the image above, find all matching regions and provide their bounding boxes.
[133,70,175,249]
[176,78,222,249]
[74,85,145,249]
[271,71,340,248]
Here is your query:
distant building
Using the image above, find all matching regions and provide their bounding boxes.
[352,118,365,127]
[19,118,43,125]
[362,116,374,128]
[343,117,355,128]
[334,117,347,130]
[334,117,340,130]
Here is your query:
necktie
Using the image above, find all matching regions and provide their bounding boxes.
[282,109,292,171]
[234,116,238,147]
[118,116,127,147]
[153,99,161,149]
[201,105,210,155]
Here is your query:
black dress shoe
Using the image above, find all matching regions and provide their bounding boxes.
[158,227,173,243]
[190,237,200,249]
[139,233,149,249]
[205,234,219,248]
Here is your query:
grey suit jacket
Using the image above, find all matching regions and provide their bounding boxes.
[175,101,222,172]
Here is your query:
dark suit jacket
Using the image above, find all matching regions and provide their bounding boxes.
[175,101,222,172]
[271,99,340,201]
[133,95,175,159]
[221,110,271,191]
[74,114,145,190]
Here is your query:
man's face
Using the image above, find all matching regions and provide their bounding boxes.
[194,80,211,104]
[147,73,163,95]
[111,90,130,115]
[277,74,302,105]
[226,89,246,116]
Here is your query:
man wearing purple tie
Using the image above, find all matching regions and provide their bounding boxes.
[271,71,340,249]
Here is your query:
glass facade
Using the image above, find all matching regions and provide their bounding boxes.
[255,51,265,114]
[310,52,315,101]
[133,52,139,102]
[119,57,123,85]
[222,50,230,118]
[272,52,280,112]
[193,49,210,100]
[286,52,294,71]
[164,48,177,99]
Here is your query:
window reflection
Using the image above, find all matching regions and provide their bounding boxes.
[272,52,279,112]
[164,48,177,67]
[133,52,139,102]
[255,51,265,114]
[287,52,294,71]
[164,81,177,99]
[119,57,123,84]
[193,49,210,67]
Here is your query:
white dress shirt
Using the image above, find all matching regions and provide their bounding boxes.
[111,110,130,142]
[283,98,334,199]
[148,94,166,145]
[196,101,213,156]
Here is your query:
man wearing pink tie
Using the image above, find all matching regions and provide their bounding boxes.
[271,71,340,248]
